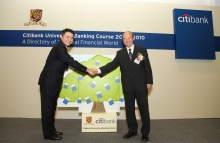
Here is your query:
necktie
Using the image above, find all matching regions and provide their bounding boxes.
[129,49,132,61]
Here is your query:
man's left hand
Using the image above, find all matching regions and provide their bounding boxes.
[146,84,152,90]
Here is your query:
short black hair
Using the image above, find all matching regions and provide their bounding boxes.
[61,28,75,36]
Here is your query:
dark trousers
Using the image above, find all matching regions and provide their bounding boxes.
[124,81,150,135]
[40,86,59,136]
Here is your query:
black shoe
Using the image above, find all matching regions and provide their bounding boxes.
[44,135,62,140]
[54,131,63,135]
[123,131,137,139]
[141,135,149,142]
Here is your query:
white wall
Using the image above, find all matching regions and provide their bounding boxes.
[122,0,220,6]
[216,0,220,5]
[0,0,220,119]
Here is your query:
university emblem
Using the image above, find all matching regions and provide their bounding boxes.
[83,116,94,125]
[24,9,47,26]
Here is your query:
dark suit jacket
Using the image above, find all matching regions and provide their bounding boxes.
[100,45,153,93]
[38,40,87,91]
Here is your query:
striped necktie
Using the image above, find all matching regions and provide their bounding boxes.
[129,49,132,61]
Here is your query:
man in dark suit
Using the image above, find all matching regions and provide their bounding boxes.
[38,28,94,140]
[96,31,153,142]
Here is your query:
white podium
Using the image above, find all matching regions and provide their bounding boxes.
[82,112,117,132]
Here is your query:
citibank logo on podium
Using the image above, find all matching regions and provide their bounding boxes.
[178,14,209,24]
[96,118,116,124]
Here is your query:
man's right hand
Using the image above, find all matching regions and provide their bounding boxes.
[86,68,98,76]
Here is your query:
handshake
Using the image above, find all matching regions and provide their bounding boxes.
[86,68,99,76]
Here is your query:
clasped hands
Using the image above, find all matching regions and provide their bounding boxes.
[86,68,98,76]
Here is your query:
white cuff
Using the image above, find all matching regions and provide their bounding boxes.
[98,69,101,74]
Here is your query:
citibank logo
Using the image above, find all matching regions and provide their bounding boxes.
[95,118,116,124]
[178,14,208,24]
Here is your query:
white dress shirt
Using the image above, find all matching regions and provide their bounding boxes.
[126,44,134,54]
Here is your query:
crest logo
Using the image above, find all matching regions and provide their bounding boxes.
[83,116,94,125]
[24,9,47,26]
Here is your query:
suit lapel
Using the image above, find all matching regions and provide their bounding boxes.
[122,47,131,61]
[122,46,139,62]
[132,45,139,61]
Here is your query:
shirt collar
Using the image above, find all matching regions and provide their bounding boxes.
[126,44,134,53]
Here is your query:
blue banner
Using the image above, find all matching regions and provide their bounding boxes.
[0,30,174,50]
[0,30,219,52]
[173,9,216,60]
[215,36,220,52]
